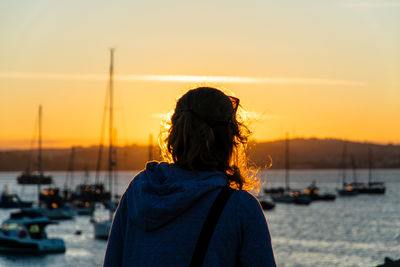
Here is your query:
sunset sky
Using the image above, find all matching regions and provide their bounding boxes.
[1,0,399,149]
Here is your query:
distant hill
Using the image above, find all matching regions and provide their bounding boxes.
[248,138,400,169]
[0,138,399,171]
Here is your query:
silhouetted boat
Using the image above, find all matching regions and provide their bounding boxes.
[23,187,76,220]
[17,106,53,185]
[17,173,52,185]
[260,200,275,210]
[264,133,291,195]
[303,182,336,201]
[272,191,312,205]
[93,49,118,240]
[349,145,385,194]
[0,210,65,254]
[257,196,276,210]
[263,187,285,194]
[337,141,359,196]
[268,133,312,205]
[0,186,33,209]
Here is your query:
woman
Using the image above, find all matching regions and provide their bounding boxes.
[104,87,276,266]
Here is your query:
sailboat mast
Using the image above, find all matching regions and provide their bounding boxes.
[108,48,115,219]
[351,154,357,183]
[368,145,373,184]
[37,105,42,206]
[38,105,43,176]
[285,132,290,190]
[341,141,347,186]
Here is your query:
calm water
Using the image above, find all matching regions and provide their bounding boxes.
[0,169,398,267]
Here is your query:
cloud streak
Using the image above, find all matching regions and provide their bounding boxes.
[343,2,400,8]
[0,71,363,86]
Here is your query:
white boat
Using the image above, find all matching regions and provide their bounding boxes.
[0,210,65,254]
[93,220,112,240]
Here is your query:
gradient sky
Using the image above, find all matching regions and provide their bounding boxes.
[1,0,399,149]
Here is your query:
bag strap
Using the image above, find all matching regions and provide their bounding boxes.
[189,186,234,267]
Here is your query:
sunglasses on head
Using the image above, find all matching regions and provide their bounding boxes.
[228,96,240,112]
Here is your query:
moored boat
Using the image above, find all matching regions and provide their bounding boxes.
[22,187,76,220]
[303,182,336,201]
[16,105,53,185]
[337,184,359,196]
[257,197,276,210]
[350,146,386,194]
[93,220,112,240]
[17,173,52,185]
[0,210,65,254]
[92,49,118,240]
[0,187,33,209]
[272,191,312,205]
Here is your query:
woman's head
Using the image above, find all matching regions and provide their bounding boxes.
[163,87,259,191]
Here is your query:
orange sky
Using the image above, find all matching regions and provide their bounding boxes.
[1,0,399,149]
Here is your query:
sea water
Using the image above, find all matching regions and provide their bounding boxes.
[0,169,398,267]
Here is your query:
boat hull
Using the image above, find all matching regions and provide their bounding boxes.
[311,194,336,201]
[259,200,276,210]
[0,236,65,254]
[337,189,359,196]
[93,220,111,240]
[0,201,33,209]
[22,207,76,220]
[272,193,312,205]
[17,174,53,185]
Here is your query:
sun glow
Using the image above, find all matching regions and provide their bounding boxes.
[0,72,363,86]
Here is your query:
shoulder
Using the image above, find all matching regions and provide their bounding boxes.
[231,189,262,209]
[230,190,266,227]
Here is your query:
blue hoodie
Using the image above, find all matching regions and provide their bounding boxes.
[104,162,276,267]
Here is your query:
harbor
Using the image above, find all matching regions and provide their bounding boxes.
[0,169,398,266]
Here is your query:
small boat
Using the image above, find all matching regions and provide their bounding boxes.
[349,146,385,194]
[303,182,336,201]
[0,187,33,209]
[337,141,359,197]
[93,220,112,240]
[71,183,111,204]
[272,191,312,205]
[17,105,53,185]
[268,133,312,205]
[22,187,76,220]
[258,198,276,210]
[263,187,285,194]
[0,210,65,254]
[264,133,291,195]
[17,173,52,185]
[337,184,359,196]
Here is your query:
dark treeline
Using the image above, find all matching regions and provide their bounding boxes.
[0,138,399,171]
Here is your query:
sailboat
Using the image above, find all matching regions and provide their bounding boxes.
[93,48,118,239]
[22,106,76,220]
[17,106,52,185]
[337,141,358,196]
[302,181,336,201]
[271,133,312,205]
[350,145,385,194]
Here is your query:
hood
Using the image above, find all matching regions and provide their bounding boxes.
[126,162,228,232]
